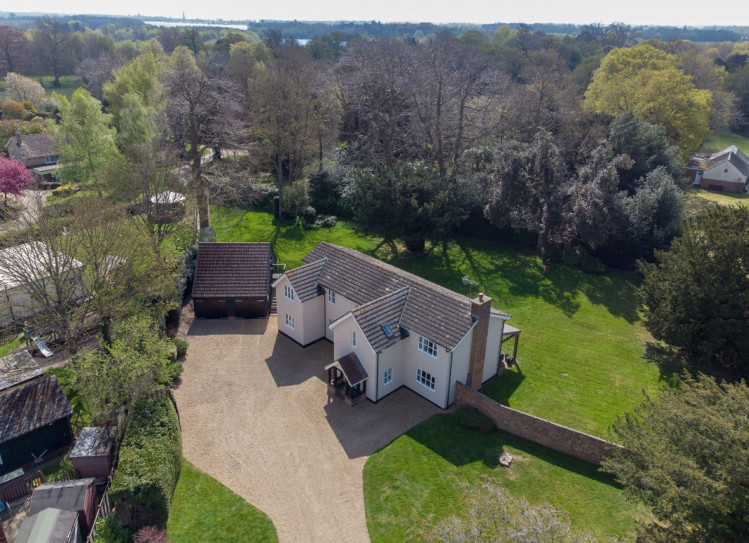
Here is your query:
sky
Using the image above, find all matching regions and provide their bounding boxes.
[11,0,749,27]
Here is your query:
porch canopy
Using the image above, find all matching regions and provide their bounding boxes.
[325,353,368,405]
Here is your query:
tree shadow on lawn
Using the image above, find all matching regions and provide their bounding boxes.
[481,366,526,407]
[644,341,736,388]
[408,413,621,488]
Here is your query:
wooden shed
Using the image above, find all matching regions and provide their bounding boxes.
[14,508,82,543]
[29,478,97,538]
[70,426,117,479]
[0,375,73,476]
[0,351,43,393]
[192,242,276,319]
[0,467,27,502]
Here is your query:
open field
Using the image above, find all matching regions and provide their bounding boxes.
[697,129,749,155]
[0,75,78,102]
[364,414,648,541]
[168,460,278,543]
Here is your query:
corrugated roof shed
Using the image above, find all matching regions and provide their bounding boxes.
[29,478,95,516]
[0,375,73,445]
[192,242,274,298]
[14,508,78,543]
[0,351,43,393]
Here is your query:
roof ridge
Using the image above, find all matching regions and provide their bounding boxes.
[317,243,473,306]
[351,285,411,315]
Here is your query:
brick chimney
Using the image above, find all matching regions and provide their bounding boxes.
[15,131,22,147]
[468,292,491,390]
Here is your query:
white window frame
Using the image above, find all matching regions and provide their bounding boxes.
[418,336,438,358]
[383,368,392,386]
[416,368,435,391]
[45,155,57,164]
[285,313,295,329]
[352,331,357,348]
[284,284,294,301]
[328,290,336,304]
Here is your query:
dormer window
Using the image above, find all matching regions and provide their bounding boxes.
[328,290,336,304]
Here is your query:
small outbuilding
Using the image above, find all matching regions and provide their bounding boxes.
[29,478,97,538]
[192,242,276,319]
[0,375,73,476]
[0,351,43,392]
[14,508,82,543]
[70,426,117,479]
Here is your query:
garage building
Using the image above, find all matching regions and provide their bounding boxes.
[192,242,276,319]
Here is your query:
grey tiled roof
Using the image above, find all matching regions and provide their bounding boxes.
[707,146,749,178]
[352,287,410,352]
[300,243,509,351]
[192,243,274,298]
[0,375,73,444]
[286,259,326,302]
[5,133,57,159]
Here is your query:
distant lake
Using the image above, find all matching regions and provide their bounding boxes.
[145,21,248,30]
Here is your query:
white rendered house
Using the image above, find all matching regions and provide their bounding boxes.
[272,243,520,408]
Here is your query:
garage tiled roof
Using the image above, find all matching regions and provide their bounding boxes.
[301,243,509,351]
[192,243,274,298]
[0,375,73,444]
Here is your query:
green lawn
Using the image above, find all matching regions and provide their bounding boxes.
[0,75,78,102]
[365,414,648,541]
[0,335,24,357]
[212,207,663,437]
[168,460,278,543]
[697,129,749,155]
[686,187,748,214]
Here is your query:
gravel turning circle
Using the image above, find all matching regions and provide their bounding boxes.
[174,317,440,543]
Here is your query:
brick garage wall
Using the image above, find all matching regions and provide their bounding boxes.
[701,178,745,193]
[455,383,622,465]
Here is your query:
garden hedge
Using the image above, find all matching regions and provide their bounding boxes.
[110,397,182,528]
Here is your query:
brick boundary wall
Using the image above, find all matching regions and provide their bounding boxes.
[455,382,623,465]
[700,177,746,193]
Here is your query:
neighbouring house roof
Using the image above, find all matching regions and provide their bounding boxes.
[192,242,274,299]
[0,375,73,445]
[325,352,368,387]
[690,145,749,178]
[0,351,43,393]
[4,133,57,160]
[29,478,95,516]
[0,241,84,291]
[14,508,79,543]
[284,259,327,302]
[71,426,117,458]
[300,242,510,351]
[351,287,410,352]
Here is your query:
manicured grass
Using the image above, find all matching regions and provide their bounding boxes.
[45,367,91,432]
[212,207,663,437]
[697,129,749,155]
[365,414,647,541]
[167,459,278,543]
[686,187,748,214]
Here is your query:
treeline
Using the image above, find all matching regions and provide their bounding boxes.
[3,18,749,269]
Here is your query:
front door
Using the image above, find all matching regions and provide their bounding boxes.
[226,299,236,318]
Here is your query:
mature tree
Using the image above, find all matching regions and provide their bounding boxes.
[31,18,75,86]
[336,39,414,168]
[4,72,44,105]
[603,375,749,542]
[0,155,33,206]
[585,44,712,156]
[103,51,165,133]
[73,315,177,415]
[408,477,595,542]
[248,47,325,216]
[56,88,119,195]
[165,46,241,227]
[724,64,749,133]
[608,111,683,193]
[638,206,749,375]
[0,25,29,75]
[485,130,567,253]
[351,162,470,252]
[74,52,123,101]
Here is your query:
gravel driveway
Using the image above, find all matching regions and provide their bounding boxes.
[174,316,441,543]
